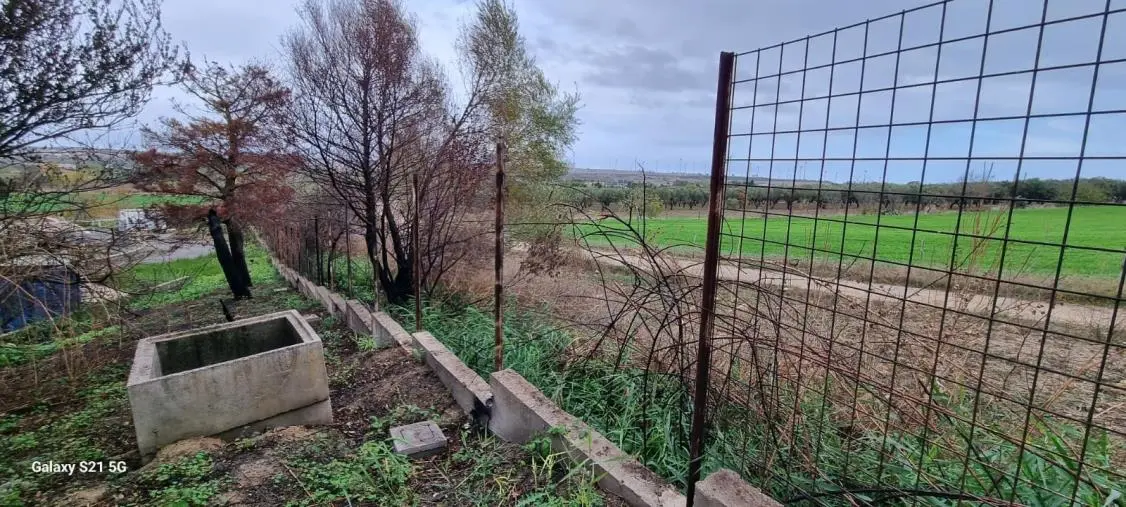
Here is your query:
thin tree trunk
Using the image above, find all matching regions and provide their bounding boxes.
[208,209,251,299]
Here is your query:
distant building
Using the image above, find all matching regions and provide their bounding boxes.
[118,208,159,232]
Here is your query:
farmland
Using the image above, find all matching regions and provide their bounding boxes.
[578,205,1126,280]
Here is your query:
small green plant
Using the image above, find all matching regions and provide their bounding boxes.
[234,436,258,452]
[145,452,223,506]
[368,404,441,436]
[8,433,37,452]
[286,441,414,506]
[355,335,378,352]
[0,415,18,434]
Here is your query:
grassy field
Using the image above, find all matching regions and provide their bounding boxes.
[579,206,1126,279]
[1,191,204,217]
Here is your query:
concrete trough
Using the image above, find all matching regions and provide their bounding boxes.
[127,310,332,458]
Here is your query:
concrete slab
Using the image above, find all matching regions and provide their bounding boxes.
[327,292,347,316]
[297,278,315,298]
[390,420,447,458]
[127,310,332,458]
[694,469,779,507]
[344,301,393,348]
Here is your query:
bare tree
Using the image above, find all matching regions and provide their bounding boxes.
[1,0,180,160]
[282,0,495,304]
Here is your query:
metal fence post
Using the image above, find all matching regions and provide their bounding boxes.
[686,51,734,505]
[345,204,353,299]
[413,173,423,332]
[314,215,323,285]
[494,142,507,373]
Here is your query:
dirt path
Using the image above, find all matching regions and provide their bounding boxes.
[594,251,1125,331]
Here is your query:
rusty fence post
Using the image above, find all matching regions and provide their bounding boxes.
[314,215,323,285]
[686,51,735,505]
[413,173,423,332]
[345,204,353,299]
[494,142,507,373]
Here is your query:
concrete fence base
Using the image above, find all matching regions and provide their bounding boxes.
[411,331,492,424]
[489,369,686,507]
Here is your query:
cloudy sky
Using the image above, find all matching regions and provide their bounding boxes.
[140,0,1126,183]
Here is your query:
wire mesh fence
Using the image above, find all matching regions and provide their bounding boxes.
[691,0,1126,504]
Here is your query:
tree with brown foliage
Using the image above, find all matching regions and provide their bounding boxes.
[134,62,297,288]
[133,63,296,222]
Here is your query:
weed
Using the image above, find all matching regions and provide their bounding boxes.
[368,404,441,436]
[0,415,18,434]
[285,441,414,506]
[355,335,378,352]
[144,452,223,506]
[403,299,1124,505]
[234,436,257,452]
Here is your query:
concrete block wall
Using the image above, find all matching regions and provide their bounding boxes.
[410,331,492,422]
[260,250,779,507]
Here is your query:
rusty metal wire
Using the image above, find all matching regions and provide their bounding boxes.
[696,0,1126,504]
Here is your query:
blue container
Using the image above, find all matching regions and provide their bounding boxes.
[0,265,81,332]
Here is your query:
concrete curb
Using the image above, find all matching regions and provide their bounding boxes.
[489,369,686,507]
[411,331,492,421]
[314,286,336,314]
[328,292,347,316]
[372,311,415,349]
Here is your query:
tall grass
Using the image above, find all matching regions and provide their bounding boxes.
[394,300,1122,505]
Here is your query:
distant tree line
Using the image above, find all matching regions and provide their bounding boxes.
[564,177,1126,216]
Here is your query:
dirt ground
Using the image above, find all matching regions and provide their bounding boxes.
[0,276,624,506]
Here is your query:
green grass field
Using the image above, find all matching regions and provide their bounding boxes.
[579,206,1126,279]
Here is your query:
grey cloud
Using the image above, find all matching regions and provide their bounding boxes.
[135,0,1125,174]
[581,45,710,93]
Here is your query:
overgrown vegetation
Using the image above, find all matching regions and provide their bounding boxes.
[120,242,275,309]
[0,365,131,502]
[138,452,224,506]
[398,299,1123,506]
